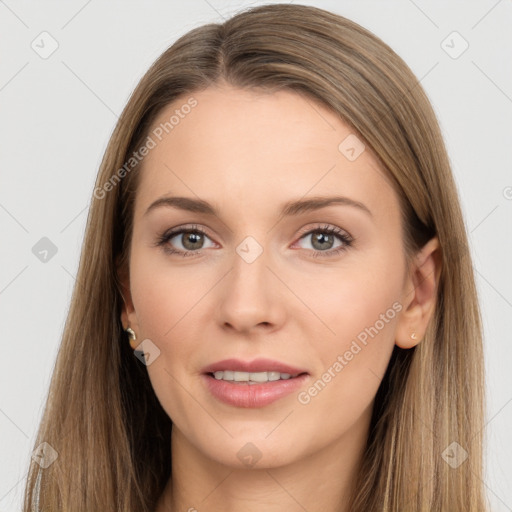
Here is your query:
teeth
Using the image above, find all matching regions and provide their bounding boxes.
[234,371,249,381]
[212,370,297,383]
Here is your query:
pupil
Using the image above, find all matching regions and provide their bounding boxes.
[313,232,333,250]
[183,232,203,250]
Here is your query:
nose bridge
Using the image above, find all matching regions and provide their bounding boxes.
[216,234,283,331]
[230,234,272,302]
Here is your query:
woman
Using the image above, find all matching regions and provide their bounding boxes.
[23,3,487,511]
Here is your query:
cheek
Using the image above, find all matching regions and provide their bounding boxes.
[130,248,214,340]
[293,258,402,429]
[128,256,215,416]
[295,255,402,352]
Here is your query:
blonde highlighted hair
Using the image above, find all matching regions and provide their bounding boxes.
[23,4,487,511]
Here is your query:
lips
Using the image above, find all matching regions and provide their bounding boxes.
[201,358,310,408]
[201,357,309,376]
[202,372,309,408]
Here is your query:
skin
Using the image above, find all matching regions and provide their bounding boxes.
[119,84,441,512]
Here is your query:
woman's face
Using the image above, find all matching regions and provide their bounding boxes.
[121,85,419,469]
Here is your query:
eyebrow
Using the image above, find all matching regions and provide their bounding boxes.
[144,195,373,219]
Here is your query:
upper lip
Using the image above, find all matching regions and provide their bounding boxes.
[201,357,309,375]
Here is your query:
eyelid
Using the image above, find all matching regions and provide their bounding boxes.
[159,223,351,243]
[162,223,212,238]
[295,223,352,240]
[162,224,216,246]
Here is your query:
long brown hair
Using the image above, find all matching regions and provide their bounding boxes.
[23,4,487,510]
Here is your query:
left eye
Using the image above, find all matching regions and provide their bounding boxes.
[297,230,345,252]
[165,229,215,252]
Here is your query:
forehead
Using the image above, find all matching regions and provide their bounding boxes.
[133,85,399,223]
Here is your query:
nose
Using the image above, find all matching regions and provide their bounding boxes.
[215,244,286,335]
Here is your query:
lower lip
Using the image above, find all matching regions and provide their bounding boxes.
[202,373,309,408]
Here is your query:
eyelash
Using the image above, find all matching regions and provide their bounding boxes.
[154,223,354,259]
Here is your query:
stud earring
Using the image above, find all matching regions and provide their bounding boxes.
[125,327,137,344]
[410,332,417,340]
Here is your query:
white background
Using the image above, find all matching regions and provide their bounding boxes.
[1,1,511,510]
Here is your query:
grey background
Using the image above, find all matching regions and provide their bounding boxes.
[1,1,511,510]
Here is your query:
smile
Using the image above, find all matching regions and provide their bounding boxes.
[211,370,302,383]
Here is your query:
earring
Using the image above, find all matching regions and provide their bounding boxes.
[410,332,417,340]
[125,327,137,343]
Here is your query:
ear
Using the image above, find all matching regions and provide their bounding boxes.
[395,236,442,349]
[117,255,139,350]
